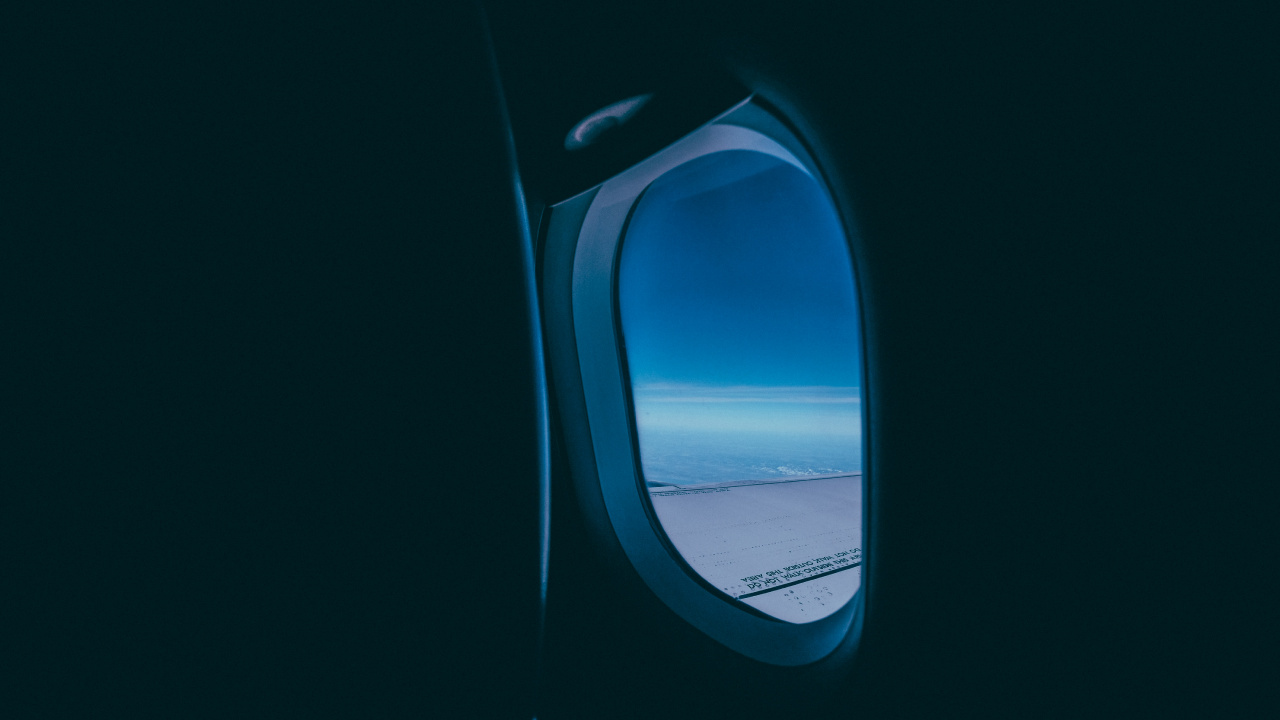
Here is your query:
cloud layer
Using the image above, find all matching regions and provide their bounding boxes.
[632,383,862,436]
[633,383,860,405]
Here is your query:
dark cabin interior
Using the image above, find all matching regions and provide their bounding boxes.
[6,2,1271,717]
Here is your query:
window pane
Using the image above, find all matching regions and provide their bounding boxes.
[618,150,863,623]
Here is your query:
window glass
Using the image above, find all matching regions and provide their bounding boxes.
[618,150,863,623]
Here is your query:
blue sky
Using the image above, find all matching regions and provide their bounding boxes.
[620,151,860,391]
[618,150,862,473]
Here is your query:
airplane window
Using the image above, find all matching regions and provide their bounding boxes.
[617,149,863,623]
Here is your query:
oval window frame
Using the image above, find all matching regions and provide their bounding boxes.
[566,98,867,665]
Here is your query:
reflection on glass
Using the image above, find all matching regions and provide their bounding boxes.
[618,150,863,623]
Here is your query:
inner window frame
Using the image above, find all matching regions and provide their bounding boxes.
[552,97,867,665]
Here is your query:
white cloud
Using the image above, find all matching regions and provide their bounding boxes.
[633,383,861,405]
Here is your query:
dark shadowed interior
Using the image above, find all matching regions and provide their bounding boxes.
[5,2,1271,718]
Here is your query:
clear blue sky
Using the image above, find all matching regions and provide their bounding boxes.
[619,149,862,441]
